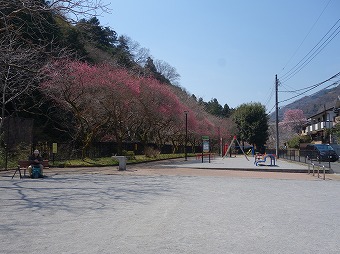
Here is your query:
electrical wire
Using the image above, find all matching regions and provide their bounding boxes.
[279,0,332,75]
[264,82,275,108]
[279,71,340,93]
[267,104,276,115]
[279,83,301,94]
[279,83,321,93]
[278,72,340,103]
[279,81,339,104]
[280,19,340,83]
[268,1,335,115]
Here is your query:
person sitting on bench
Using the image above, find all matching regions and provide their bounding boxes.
[28,150,44,177]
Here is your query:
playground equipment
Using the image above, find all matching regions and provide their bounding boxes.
[254,154,276,166]
[223,136,249,161]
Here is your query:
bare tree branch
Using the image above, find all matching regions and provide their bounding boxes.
[154,59,181,85]
[47,0,111,23]
[0,0,108,131]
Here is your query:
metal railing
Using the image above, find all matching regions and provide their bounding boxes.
[266,149,335,169]
[308,162,326,180]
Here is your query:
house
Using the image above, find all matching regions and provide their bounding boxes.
[301,97,340,143]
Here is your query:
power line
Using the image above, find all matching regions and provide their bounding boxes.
[279,79,325,93]
[267,104,276,115]
[279,18,340,82]
[279,71,340,93]
[278,71,340,103]
[279,82,301,94]
[264,81,275,108]
[279,0,332,75]
[281,24,340,83]
[279,81,339,104]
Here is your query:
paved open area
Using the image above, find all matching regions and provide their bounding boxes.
[1,157,340,253]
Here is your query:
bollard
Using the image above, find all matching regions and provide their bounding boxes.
[309,162,326,180]
[112,156,127,171]
[308,163,310,174]
[323,165,325,180]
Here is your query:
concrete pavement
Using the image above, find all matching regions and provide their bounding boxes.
[1,171,340,253]
[1,156,340,253]
[156,155,329,173]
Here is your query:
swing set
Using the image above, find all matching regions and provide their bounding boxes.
[223,136,251,161]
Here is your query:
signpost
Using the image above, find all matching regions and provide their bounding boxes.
[52,143,57,164]
[201,136,211,163]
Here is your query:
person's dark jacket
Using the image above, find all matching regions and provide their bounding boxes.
[29,155,43,165]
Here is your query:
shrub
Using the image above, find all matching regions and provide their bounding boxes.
[122,150,136,160]
[0,142,31,169]
[287,136,300,149]
[287,135,312,149]
[144,147,160,158]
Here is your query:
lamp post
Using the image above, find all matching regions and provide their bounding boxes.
[184,111,188,161]
[5,116,10,170]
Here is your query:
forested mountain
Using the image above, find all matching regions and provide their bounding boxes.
[270,85,340,121]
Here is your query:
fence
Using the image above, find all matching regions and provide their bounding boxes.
[266,148,335,169]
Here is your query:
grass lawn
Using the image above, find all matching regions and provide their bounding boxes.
[50,153,191,167]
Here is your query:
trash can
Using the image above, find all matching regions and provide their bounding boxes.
[112,156,127,171]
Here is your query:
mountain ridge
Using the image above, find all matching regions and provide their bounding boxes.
[270,84,340,121]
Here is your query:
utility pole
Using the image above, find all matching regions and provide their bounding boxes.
[184,111,188,161]
[275,75,279,158]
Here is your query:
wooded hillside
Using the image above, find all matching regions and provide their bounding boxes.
[0,0,234,156]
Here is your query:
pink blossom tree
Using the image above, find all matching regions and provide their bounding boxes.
[42,60,112,157]
[135,77,188,152]
[92,64,140,154]
[280,109,307,134]
[42,59,233,156]
[42,60,141,157]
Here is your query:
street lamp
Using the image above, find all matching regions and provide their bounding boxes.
[184,111,188,161]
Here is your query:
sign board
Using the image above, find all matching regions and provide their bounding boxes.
[203,140,210,153]
[52,143,58,154]
[202,135,209,140]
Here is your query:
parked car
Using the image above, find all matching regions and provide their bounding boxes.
[305,144,339,162]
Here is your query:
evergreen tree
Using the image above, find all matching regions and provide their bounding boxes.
[144,57,169,84]
[222,103,233,117]
[206,98,223,116]
[77,17,117,49]
[115,35,134,68]
[145,57,158,74]
[233,102,269,149]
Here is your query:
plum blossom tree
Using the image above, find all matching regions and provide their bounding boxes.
[279,109,307,134]
[134,77,187,151]
[98,65,140,154]
[42,57,233,156]
[42,60,135,157]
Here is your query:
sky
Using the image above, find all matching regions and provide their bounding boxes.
[97,0,340,112]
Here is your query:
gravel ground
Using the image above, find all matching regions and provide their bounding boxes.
[1,160,340,253]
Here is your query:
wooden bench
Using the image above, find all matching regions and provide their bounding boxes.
[12,160,49,179]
